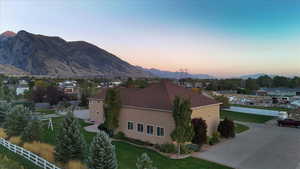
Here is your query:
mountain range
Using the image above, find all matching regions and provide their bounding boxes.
[140,67,215,79]
[0,30,151,78]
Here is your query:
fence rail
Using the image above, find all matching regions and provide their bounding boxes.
[0,138,61,169]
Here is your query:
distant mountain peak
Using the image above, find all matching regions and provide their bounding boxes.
[1,31,16,37]
[0,30,152,78]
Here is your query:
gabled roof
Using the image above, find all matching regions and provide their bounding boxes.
[93,81,219,111]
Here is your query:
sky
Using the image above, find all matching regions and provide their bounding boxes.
[0,0,300,78]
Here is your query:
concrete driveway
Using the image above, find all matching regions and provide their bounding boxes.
[194,123,300,169]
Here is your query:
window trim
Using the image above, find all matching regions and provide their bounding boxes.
[146,124,154,136]
[137,123,144,133]
[156,126,165,137]
[127,121,134,131]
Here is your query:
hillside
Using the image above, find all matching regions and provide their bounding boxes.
[0,30,151,78]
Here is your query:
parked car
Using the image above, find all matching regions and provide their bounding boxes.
[277,119,300,127]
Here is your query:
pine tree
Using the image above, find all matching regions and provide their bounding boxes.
[136,153,157,169]
[3,105,29,137]
[88,131,117,169]
[21,118,42,142]
[0,103,11,127]
[54,111,87,163]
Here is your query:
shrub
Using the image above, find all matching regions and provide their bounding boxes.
[23,141,55,162]
[113,131,125,139]
[208,132,220,145]
[66,160,87,169]
[9,136,22,145]
[191,118,207,147]
[179,144,193,154]
[218,118,235,138]
[185,144,200,152]
[0,128,8,139]
[136,153,157,169]
[157,143,177,153]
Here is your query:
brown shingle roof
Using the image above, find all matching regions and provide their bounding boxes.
[93,81,219,111]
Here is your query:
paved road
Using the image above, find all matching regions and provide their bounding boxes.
[194,123,300,169]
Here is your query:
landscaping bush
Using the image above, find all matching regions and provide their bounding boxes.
[23,141,55,162]
[157,143,177,153]
[208,132,220,145]
[66,160,87,169]
[0,128,8,139]
[218,118,235,138]
[97,123,113,137]
[179,144,193,154]
[113,131,125,139]
[9,136,22,145]
[192,118,207,147]
[185,144,200,152]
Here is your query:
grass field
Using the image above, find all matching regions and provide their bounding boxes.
[221,110,274,123]
[231,104,291,111]
[235,123,249,134]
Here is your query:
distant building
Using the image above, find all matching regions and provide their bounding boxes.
[16,85,29,95]
[58,80,78,95]
[259,88,300,97]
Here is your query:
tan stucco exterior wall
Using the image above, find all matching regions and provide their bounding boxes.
[191,104,220,136]
[117,107,175,144]
[88,99,220,144]
[88,99,104,123]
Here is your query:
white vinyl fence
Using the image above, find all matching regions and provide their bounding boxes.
[0,138,61,169]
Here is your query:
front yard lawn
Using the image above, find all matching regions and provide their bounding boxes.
[40,117,233,169]
[221,110,274,123]
[235,123,249,134]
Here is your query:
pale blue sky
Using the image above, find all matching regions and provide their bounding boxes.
[1,0,300,77]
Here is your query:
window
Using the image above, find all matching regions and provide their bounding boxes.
[157,127,164,136]
[128,122,134,130]
[146,125,154,135]
[137,123,144,133]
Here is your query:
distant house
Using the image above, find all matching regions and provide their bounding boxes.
[16,85,29,95]
[58,81,78,95]
[89,81,220,144]
[259,88,300,97]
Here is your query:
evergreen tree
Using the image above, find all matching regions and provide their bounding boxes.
[171,96,194,155]
[88,131,117,169]
[21,118,42,142]
[3,105,29,137]
[136,153,157,169]
[55,111,87,163]
[0,103,11,127]
[103,88,121,134]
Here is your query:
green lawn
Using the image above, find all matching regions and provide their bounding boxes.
[230,104,290,111]
[221,110,274,123]
[235,123,249,134]
[36,108,56,115]
[40,117,232,169]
